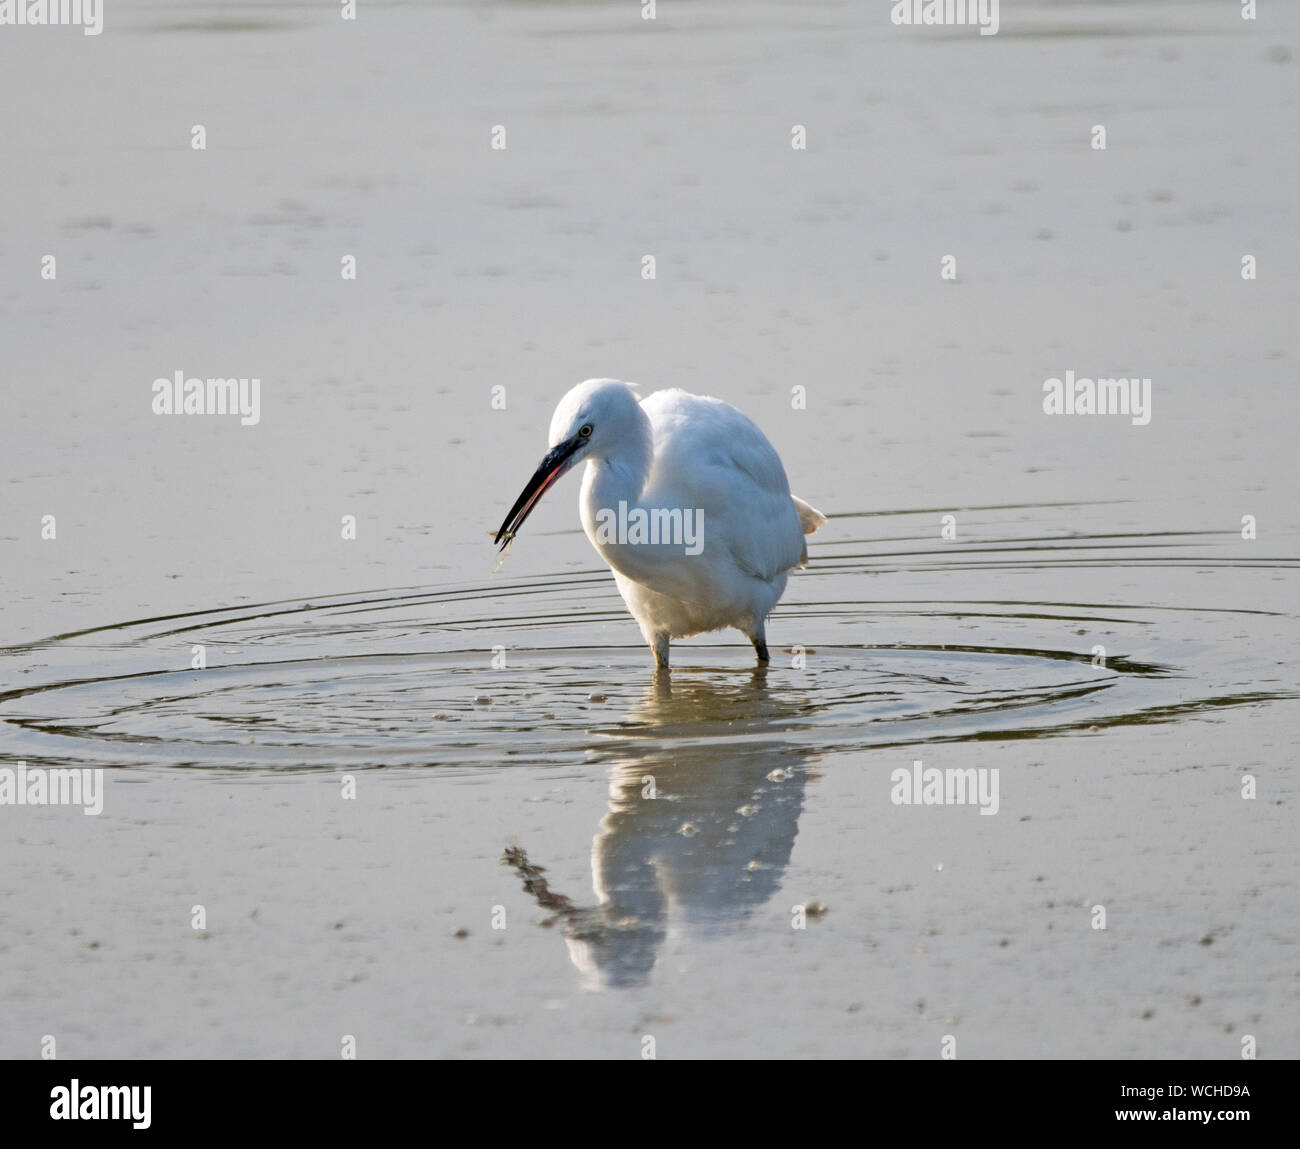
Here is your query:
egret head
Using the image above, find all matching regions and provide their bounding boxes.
[495,379,642,550]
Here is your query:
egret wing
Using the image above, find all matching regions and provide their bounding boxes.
[640,390,805,582]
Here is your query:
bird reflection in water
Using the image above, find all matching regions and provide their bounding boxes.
[503,669,818,989]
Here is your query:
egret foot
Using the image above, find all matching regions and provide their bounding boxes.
[651,631,670,669]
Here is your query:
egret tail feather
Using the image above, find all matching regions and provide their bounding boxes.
[792,495,826,536]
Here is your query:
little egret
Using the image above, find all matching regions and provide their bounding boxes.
[494,379,825,668]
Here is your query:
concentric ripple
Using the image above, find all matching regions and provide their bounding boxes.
[1,509,1295,771]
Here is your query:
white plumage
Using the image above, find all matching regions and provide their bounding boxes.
[496,379,825,668]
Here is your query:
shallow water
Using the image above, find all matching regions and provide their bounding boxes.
[2,0,1298,1057]
[4,507,1295,770]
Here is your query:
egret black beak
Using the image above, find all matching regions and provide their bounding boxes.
[494,436,583,550]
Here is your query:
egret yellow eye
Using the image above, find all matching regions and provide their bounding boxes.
[579,424,593,438]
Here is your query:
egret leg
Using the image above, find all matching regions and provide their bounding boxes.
[750,627,770,664]
[651,632,670,669]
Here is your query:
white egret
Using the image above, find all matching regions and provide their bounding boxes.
[495,379,825,668]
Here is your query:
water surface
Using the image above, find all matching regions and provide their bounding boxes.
[1,0,1297,1057]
